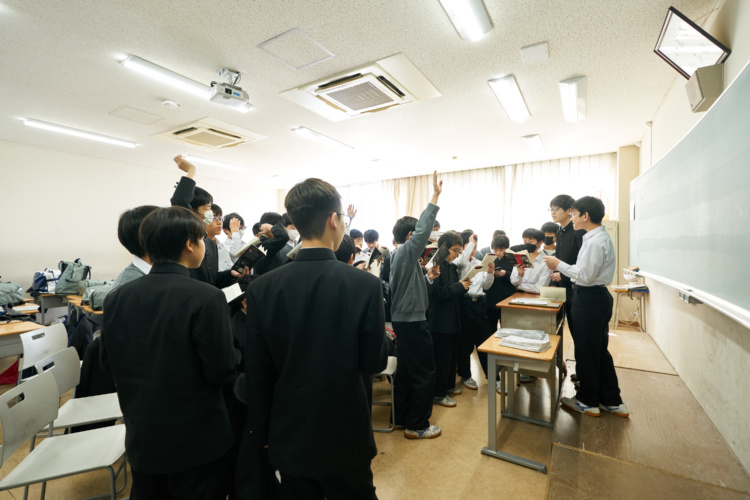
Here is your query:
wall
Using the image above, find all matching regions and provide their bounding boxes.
[637,0,750,472]
[0,140,279,289]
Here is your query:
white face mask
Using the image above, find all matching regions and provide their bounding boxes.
[430,231,439,241]
[202,210,213,226]
[288,229,300,241]
[237,229,245,240]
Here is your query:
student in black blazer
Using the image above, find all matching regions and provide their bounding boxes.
[100,207,239,500]
[245,178,387,500]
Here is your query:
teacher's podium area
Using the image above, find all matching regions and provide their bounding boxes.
[371,323,750,499]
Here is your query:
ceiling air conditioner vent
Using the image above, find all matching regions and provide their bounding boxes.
[153,118,266,152]
[313,73,411,115]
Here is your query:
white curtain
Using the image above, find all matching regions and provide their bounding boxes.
[336,152,616,248]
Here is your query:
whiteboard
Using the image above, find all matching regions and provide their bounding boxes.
[630,60,750,327]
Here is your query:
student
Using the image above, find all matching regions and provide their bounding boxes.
[541,221,558,255]
[210,204,233,272]
[476,229,506,261]
[111,205,158,291]
[350,228,364,249]
[544,196,628,418]
[246,178,387,499]
[279,212,299,259]
[484,234,516,391]
[252,222,261,239]
[510,228,552,294]
[390,171,443,439]
[221,212,246,263]
[428,231,471,406]
[252,212,290,275]
[456,231,495,392]
[101,206,238,499]
[429,220,441,244]
[334,234,357,265]
[171,155,248,286]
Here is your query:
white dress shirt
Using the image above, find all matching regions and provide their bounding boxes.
[465,255,494,297]
[557,225,615,287]
[132,256,152,275]
[222,233,246,263]
[216,239,234,272]
[510,252,552,294]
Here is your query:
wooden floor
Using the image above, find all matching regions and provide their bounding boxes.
[0,323,747,499]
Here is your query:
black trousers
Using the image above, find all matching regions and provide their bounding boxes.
[570,286,622,407]
[562,283,574,333]
[130,451,230,500]
[393,321,436,430]
[458,299,492,380]
[280,462,377,500]
[487,307,502,333]
[431,331,459,397]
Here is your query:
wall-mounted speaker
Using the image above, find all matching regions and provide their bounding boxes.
[686,64,723,113]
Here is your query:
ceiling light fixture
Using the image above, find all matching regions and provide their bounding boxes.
[291,127,353,151]
[120,55,210,99]
[488,75,530,122]
[439,0,493,41]
[22,118,137,148]
[559,76,587,123]
[522,134,545,155]
[181,155,247,172]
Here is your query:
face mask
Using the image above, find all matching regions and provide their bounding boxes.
[525,242,537,253]
[238,229,245,240]
[202,210,213,226]
[288,229,299,241]
[544,236,554,245]
[430,231,439,241]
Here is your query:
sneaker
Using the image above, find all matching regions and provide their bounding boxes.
[462,377,478,390]
[449,386,462,395]
[433,396,457,407]
[404,425,442,439]
[393,424,405,430]
[519,374,537,384]
[561,396,600,417]
[599,403,629,418]
[495,381,507,395]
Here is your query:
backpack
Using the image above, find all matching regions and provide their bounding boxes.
[28,268,61,296]
[78,280,112,300]
[55,259,92,295]
[88,284,113,311]
[0,283,25,308]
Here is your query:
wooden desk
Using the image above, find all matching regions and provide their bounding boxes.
[613,288,649,332]
[65,295,103,317]
[496,292,564,335]
[478,334,562,473]
[0,321,42,357]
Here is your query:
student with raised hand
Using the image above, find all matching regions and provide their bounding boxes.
[252,212,291,275]
[171,155,249,286]
[544,196,628,419]
[101,206,239,500]
[510,228,552,294]
[221,212,246,263]
[111,205,158,291]
[390,170,444,439]
[245,178,386,499]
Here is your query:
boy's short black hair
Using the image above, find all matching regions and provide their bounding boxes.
[211,204,222,217]
[541,222,558,234]
[350,229,363,240]
[433,220,441,230]
[522,228,545,242]
[334,234,356,264]
[139,207,205,264]
[392,217,417,244]
[572,196,606,224]
[282,213,293,227]
[438,230,463,250]
[491,235,510,250]
[189,186,213,211]
[222,212,245,231]
[284,178,343,240]
[252,222,261,236]
[364,229,379,244]
[492,229,507,238]
[460,230,474,246]
[259,212,282,226]
[550,194,575,211]
[118,205,159,258]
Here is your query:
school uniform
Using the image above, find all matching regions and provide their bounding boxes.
[222,233,246,263]
[557,225,622,408]
[510,252,552,294]
[246,247,386,497]
[553,221,585,331]
[111,256,151,292]
[100,262,239,499]
[253,221,290,275]
[457,254,494,381]
[216,238,233,272]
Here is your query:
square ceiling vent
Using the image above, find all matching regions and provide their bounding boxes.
[153,118,266,151]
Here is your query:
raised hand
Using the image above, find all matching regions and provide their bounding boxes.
[347,204,357,219]
[431,170,443,202]
[173,155,196,179]
[229,217,241,233]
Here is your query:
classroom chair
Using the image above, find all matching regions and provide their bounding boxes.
[372,356,397,433]
[0,371,128,500]
[17,323,68,384]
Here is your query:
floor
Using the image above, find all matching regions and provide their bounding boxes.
[0,324,748,499]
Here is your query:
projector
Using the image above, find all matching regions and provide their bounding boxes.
[209,82,250,110]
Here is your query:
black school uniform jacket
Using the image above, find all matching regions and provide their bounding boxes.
[427,260,465,334]
[246,247,387,479]
[100,263,239,474]
[485,257,517,307]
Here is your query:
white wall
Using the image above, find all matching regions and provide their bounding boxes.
[638,0,750,472]
[0,140,279,289]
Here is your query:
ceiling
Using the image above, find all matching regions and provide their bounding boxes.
[0,0,720,188]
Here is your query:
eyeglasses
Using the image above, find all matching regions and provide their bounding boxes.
[213,216,224,222]
[548,207,561,213]
[332,212,352,225]
[570,211,580,218]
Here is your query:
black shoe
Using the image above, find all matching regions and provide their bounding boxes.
[570,373,578,382]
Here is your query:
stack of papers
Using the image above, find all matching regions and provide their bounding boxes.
[500,335,551,353]
[510,298,557,307]
[12,304,40,312]
[494,328,546,340]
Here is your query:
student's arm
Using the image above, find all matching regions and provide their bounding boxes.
[510,267,522,286]
[399,171,442,263]
[481,263,495,290]
[245,288,275,448]
[191,291,239,386]
[454,241,475,271]
[345,204,357,236]
[170,155,197,208]
[428,265,468,300]
[517,265,551,294]
[359,277,387,375]
[259,221,290,257]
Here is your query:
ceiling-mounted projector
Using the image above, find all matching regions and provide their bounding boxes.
[209,82,250,109]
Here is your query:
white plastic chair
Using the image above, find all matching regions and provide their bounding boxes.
[372,356,397,433]
[0,372,128,499]
[17,323,68,383]
[34,347,123,433]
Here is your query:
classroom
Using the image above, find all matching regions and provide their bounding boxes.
[1,0,749,498]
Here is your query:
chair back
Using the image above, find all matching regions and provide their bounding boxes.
[378,356,397,377]
[18,323,68,379]
[0,372,59,466]
[34,347,82,397]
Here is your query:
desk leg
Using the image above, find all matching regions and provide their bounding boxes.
[613,292,621,330]
[487,354,497,452]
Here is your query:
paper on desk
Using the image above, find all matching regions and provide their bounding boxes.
[494,328,546,340]
[11,305,40,312]
[510,298,553,306]
[460,253,496,281]
[540,286,566,302]
[500,335,550,353]
[222,283,243,303]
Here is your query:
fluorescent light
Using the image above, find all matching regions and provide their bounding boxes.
[439,0,493,41]
[522,134,545,155]
[559,76,587,123]
[121,55,209,99]
[22,118,137,148]
[488,75,530,122]
[181,155,247,172]
[291,127,353,151]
